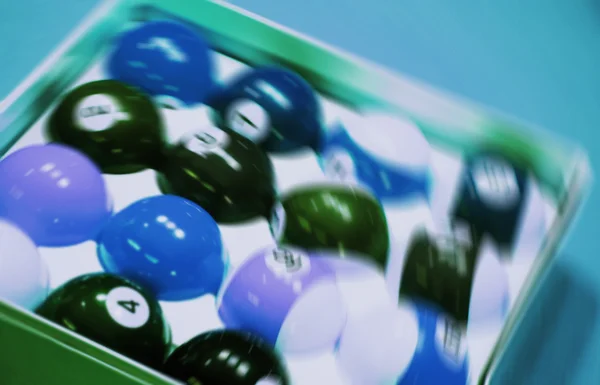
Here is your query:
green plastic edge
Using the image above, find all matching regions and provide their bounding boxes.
[0,301,175,385]
[0,0,592,384]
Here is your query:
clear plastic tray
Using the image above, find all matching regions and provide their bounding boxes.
[0,1,591,384]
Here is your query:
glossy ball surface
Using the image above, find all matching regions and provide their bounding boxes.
[270,184,390,271]
[319,112,431,202]
[397,301,469,385]
[47,80,165,174]
[0,219,50,310]
[157,125,276,224]
[106,20,215,106]
[399,228,509,325]
[207,66,323,153]
[0,144,112,247]
[36,273,171,368]
[97,195,227,301]
[217,245,346,354]
[164,329,290,385]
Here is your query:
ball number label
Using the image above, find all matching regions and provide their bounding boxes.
[117,300,140,314]
[80,105,111,118]
[265,248,310,276]
[226,99,271,142]
[105,287,150,329]
[272,249,304,272]
[74,94,130,132]
[185,129,225,153]
[435,316,467,367]
[470,158,520,209]
[323,148,358,184]
[434,238,469,278]
[183,127,241,171]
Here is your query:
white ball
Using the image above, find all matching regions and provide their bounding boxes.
[466,317,505,381]
[338,112,431,172]
[512,178,548,260]
[276,277,347,354]
[427,151,465,227]
[0,219,50,309]
[469,238,510,326]
[321,254,396,319]
[336,302,419,385]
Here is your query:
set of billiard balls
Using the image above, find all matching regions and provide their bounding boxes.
[0,19,549,385]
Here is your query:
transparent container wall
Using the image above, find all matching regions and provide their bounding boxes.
[0,1,591,385]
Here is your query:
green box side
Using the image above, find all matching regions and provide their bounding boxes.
[0,301,175,385]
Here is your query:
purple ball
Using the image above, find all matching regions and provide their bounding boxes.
[0,144,113,247]
[217,245,347,354]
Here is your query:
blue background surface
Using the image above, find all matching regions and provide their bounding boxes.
[1,0,599,383]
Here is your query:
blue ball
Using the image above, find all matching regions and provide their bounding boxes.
[398,301,470,385]
[106,20,215,106]
[319,113,432,203]
[206,66,323,153]
[97,195,227,301]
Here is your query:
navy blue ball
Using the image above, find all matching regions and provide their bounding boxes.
[451,152,528,251]
[206,66,324,153]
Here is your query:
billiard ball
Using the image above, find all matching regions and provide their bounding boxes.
[97,195,228,301]
[319,254,397,321]
[163,329,290,385]
[35,273,171,368]
[450,152,546,256]
[398,226,510,325]
[106,20,215,107]
[335,302,419,385]
[0,219,49,310]
[269,183,390,272]
[0,144,112,247]
[206,66,323,153]
[217,245,346,354]
[156,125,276,224]
[47,80,166,174]
[511,176,548,260]
[318,112,431,203]
[397,301,469,385]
